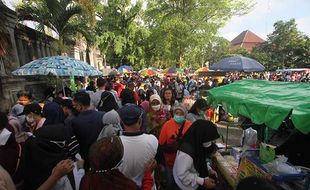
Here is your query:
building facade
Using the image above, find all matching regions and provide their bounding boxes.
[0,5,104,108]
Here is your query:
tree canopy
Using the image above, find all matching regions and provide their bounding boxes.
[17,0,94,54]
[96,0,149,69]
[144,0,253,69]
[14,1,309,70]
[252,19,310,70]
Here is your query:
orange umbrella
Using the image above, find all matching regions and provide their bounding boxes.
[195,67,209,73]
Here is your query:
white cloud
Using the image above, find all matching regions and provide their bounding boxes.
[296,16,310,36]
[220,0,310,41]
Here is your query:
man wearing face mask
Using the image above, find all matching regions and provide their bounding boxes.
[159,104,192,188]
[147,94,168,137]
[173,120,220,190]
[18,103,46,133]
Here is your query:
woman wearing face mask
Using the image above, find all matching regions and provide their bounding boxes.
[186,99,209,123]
[173,120,220,190]
[146,94,168,138]
[159,104,192,188]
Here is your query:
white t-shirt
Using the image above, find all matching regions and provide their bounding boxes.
[119,133,158,187]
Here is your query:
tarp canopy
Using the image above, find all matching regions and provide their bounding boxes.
[207,80,310,134]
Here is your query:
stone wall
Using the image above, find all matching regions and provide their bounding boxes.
[0,5,56,106]
[0,5,105,106]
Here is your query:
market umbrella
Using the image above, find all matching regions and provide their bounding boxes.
[139,69,157,76]
[165,66,184,76]
[118,65,133,74]
[210,56,265,72]
[195,67,209,73]
[12,56,102,96]
[12,56,102,77]
[148,66,160,72]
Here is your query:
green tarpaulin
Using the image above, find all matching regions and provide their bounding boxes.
[207,80,310,134]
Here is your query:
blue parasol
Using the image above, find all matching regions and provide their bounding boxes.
[12,56,102,77]
[117,65,133,73]
[210,56,265,72]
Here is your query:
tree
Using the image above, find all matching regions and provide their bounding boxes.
[17,0,89,54]
[144,0,253,68]
[184,37,231,69]
[73,0,98,64]
[96,0,149,69]
[252,19,310,70]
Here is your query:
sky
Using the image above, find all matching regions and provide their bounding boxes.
[219,0,310,41]
[4,0,310,41]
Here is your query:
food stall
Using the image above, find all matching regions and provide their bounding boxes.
[207,80,310,190]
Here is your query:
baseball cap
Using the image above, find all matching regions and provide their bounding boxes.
[118,104,143,126]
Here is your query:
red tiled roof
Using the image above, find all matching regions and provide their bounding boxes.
[231,30,265,45]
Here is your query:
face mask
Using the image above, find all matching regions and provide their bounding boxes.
[204,142,217,157]
[152,105,161,111]
[174,115,185,124]
[26,116,35,124]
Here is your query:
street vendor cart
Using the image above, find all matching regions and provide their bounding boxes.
[207,80,310,190]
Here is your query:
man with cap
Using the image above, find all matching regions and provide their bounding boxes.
[159,104,192,188]
[18,103,46,133]
[118,103,159,188]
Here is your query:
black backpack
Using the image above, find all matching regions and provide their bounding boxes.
[97,91,119,112]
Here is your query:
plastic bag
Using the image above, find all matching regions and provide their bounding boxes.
[241,127,258,148]
[263,155,301,175]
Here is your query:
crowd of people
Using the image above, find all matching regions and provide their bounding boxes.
[223,70,310,82]
[0,74,283,190]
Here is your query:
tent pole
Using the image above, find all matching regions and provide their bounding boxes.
[62,78,66,97]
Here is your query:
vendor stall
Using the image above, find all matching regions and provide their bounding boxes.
[208,80,310,134]
[207,80,310,190]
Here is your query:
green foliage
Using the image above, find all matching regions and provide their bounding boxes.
[252,19,310,70]
[17,0,93,54]
[144,0,253,68]
[96,0,149,69]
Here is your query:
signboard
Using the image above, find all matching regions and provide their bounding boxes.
[237,157,271,180]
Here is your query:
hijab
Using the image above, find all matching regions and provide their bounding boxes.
[80,136,139,190]
[97,91,119,112]
[178,120,219,178]
[150,94,162,106]
[97,110,122,139]
[22,124,68,190]
[42,102,65,126]
[102,109,121,126]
